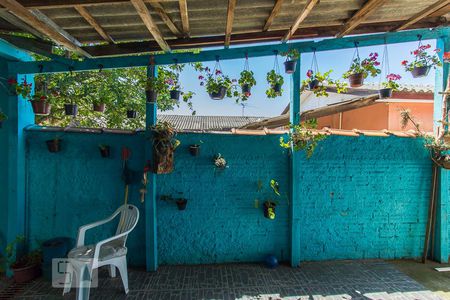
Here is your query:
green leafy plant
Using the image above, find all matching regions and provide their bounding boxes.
[144,73,167,92]
[382,73,401,90]
[0,111,7,122]
[280,119,326,158]
[301,69,347,97]
[194,62,238,98]
[401,44,442,71]
[343,53,381,79]
[213,153,228,169]
[151,121,180,150]
[266,70,284,98]
[238,70,256,101]
[281,48,300,61]
[1,236,42,272]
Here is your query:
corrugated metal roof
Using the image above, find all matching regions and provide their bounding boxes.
[159,114,266,132]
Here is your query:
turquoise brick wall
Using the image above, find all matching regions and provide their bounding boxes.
[25,130,435,266]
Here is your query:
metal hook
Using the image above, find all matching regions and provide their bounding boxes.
[149,56,155,66]
[98,64,103,72]
[311,47,317,53]
[68,66,74,75]
[417,34,422,41]
[354,41,359,48]
[273,50,278,55]
[38,64,43,73]
[173,58,178,65]
[215,55,220,62]
[245,52,248,60]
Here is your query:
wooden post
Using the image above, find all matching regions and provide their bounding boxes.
[145,63,158,271]
[290,51,301,267]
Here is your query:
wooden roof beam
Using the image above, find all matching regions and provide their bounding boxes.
[335,0,388,38]
[179,0,189,37]
[11,0,171,9]
[394,0,450,31]
[0,0,91,57]
[283,0,320,41]
[149,2,182,37]
[263,0,284,31]
[130,0,170,52]
[74,5,115,43]
[0,9,47,39]
[225,0,236,47]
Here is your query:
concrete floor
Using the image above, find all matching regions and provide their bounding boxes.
[391,259,450,300]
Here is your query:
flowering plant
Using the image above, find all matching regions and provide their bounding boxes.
[214,153,228,169]
[194,63,238,98]
[343,53,381,79]
[8,77,32,99]
[238,70,256,101]
[266,70,284,98]
[31,91,48,102]
[382,73,401,90]
[301,69,347,97]
[401,44,442,71]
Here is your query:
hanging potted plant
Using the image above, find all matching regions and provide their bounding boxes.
[281,48,300,74]
[266,70,284,98]
[126,102,139,119]
[237,55,256,102]
[379,73,401,98]
[301,70,347,97]
[145,73,165,103]
[280,119,326,158]
[401,43,442,78]
[93,99,106,113]
[46,137,61,153]
[167,63,186,101]
[343,52,381,87]
[99,144,110,158]
[151,121,180,174]
[3,236,42,283]
[194,61,237,100]
[0,111,7,128]
[30,92,51,115]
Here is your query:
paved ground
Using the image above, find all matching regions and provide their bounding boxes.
[0,260,443,300]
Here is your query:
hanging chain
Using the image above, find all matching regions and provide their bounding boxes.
[213,55,222,78]
[244,53,249,71]
[351,41,361,66]
[415,34,422,63]
[273,50,280,74]
[310,48,319,73]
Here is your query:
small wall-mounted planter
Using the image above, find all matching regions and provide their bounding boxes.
[411,66,430,78]
[146,90,157,103]
[99,145,111,158]
[64,104,78,116]
[263,201,276,220]
[209,86,227,100]
[170,90,180,101]
[348,73,364,87]
[189,144,200,156]
[93,103,105,113]
[176,198,187,210]
[46,139,61,153]
[284,60,297,74]
[241,84,251,94]
[31,100,51,115]
[127,110,137,118]
[378,88,393,99]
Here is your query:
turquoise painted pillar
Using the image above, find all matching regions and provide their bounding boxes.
[289,52,301,267]
[434,36,450,263]
[145,64,158,271]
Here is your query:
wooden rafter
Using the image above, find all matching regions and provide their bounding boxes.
[0,9,47,39]
[74,5,114,43]
[179,0,189,37]
[283,0,319,41]
[394,0,450,31]
[335,0,388,38]
[149,2,182,37]
[130,0,170,51]
[263,0,284,31]
[0,0,91,57]
[225,0,236,46]
[11,0,170,9]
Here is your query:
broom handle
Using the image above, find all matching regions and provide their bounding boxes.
[124,185,129,205]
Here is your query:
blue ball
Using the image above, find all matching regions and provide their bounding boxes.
[265,255,278,269]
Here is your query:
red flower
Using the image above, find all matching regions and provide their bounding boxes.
[401,60,408,66]
[7,78,17,85]
[245,92,251,97]
[413,50,419,56]
[306,69,313,78]
[40,95,47,100]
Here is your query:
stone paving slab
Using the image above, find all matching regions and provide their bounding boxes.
[0,260,442,300]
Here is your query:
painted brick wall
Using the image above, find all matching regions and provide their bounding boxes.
[25,130,434,266]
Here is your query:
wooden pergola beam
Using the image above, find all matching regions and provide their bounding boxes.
[0,0,91,57]
[130,0,170,52]
[179,0,189,37]
[74,5,115,43]
[0,9,47,39]
[12,0,171,9]
[149,2,182,37]
[335,0,388,38]
[263,0,284,31]
[394,0,450,31]
[225,0,236,47]
[283,0,320,41]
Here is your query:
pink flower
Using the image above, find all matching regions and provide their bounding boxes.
[306,69,313,78]
[198,75,204,80]
[205,67,210,72]
[245,92,251,97]
[374,61,380,66]
[386,73,401,81]
[215,70,222,75]
[401,60,408,66]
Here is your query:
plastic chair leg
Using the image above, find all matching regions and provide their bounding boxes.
[109,265,116,278]
[116,257,129,294]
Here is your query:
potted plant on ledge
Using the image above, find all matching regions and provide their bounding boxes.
[0,111,7,128]
[151,121,180,174]
[301,69,347,97]
[379,73,401,98]
[343,52,381,87]
[266,70,284,98]
[281,48,300,74]
[401,44,442,78]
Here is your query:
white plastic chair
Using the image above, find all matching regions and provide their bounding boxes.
[62,204,139,300]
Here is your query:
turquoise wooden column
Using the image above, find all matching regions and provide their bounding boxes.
[145,64,158,271]
[289,51,301,267]
[433,36,449,263]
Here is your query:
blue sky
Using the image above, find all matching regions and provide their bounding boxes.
[162,39,437,117]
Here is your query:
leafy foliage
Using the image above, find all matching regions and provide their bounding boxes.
[281,48,300,61]
[238,70,256,101]
[194,62,239,100]
[279,119,326,158]
[265,70,284,98]
[401,44,442,71]
[343,53,381,79]
[301,69,347,97]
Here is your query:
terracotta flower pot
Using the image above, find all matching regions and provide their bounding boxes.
[378,88,393,99]
[46,139,61,153]
[170,90,180,100]
[241,84,251,94]
[189,145,200,156]
[209,86,227,100]
[64,104,78,116]
[348,73,364,87]
[284,60,297,74]
[31,100,51,115]
[411,66,430,78]
[93,103,105,112]
[127,110,137,118]
[146,90,158,103]
[12,264,41,283]
[176,199,187,210]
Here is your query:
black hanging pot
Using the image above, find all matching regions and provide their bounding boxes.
[127,110,137,118]
[46,139,61,153]
[189,144,200,156]
[146,90,158,103]
[170,90,181,101]
[209,86,227,100]
[378,88,393,99]
[272,83,281,93]
[64,104,78,116]
[176,199,187,210]
[308,79,320,90]
[348,73,364,87]
[411,66,430,78]
[241,84,251,94]
[284,60,297,74]
[99,145,110,158]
